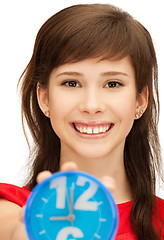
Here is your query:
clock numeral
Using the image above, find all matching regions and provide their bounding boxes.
[94,233,101,239]
[74,176,98,211]
[50,176,66,209]
[99,218,107,222]
[50,175,98,211]
[56,226,84,240]
[39,229,46,235]
[41,197,48,203]
[36,214,43,218]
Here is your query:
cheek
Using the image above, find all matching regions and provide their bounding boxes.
[110,92,137,120]
[109,92,137,141]
[49,104,65,140]
[48,91,74,134]
[49,90,68,115]
[124,93,137,116]
[49,90,77,111]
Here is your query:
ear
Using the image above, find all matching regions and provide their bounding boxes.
[135,86,149,119]
[37,84,50,118]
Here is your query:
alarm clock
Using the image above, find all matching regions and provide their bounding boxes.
[24,170,118,240]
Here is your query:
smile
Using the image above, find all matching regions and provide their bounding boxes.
[72,122,114,135]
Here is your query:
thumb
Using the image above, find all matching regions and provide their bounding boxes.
[99,176,116,193]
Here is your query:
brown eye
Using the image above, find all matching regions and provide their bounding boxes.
[62,81,80,87]
[105,81,123,88]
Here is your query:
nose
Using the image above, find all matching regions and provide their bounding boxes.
[78,89,105,115]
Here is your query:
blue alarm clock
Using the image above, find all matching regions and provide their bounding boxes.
[24,171,118,240]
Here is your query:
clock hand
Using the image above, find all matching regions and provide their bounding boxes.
[49,214,75,221]
[70,183,75,215]
[50,216,70,221]
[50,216,69,221]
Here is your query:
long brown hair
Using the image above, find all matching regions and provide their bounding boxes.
[18,4,163,239]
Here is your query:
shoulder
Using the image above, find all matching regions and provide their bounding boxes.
[156,196,164,205]
[0,182,31,207]
[155,196,164,218]
[153,196,164,238]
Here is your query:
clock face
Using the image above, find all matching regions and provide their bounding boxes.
[24,171,118,240]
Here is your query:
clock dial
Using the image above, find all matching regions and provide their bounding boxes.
[24,171,118,240]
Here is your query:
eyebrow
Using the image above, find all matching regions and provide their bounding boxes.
[56,72,83,77]
[56,71,129,77]
[101,71,129,77]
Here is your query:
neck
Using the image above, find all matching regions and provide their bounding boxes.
[60,147,132,204]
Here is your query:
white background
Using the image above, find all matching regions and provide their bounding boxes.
[0,0,163,197]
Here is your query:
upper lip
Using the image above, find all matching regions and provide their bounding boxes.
[71,121,112,126]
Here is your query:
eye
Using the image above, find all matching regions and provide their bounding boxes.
[104,81,123,88]
[61,80,80,88]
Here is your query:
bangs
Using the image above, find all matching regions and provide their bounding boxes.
[34,4,155,91]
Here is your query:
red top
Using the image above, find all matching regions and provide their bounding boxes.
[0,183,164,239]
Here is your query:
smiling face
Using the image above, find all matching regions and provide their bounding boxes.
[37,57,148,163]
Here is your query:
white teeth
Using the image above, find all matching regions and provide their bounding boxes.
[93,128,99,134]
[87,127,92,134]
[79,127,83,133]
[103,127,106,132]
[75,125,111,134]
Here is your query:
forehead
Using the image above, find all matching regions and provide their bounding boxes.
[51,57,135,78]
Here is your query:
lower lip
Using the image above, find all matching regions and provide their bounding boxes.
[70,123,114,139]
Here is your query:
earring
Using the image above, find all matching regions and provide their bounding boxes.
[135,109,143,119]
[45,110,50,118]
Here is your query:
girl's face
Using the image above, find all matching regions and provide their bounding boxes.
[38,57,147,160]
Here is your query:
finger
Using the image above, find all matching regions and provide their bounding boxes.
[99,176,116,193]
[36,170,52,184]
[60,161,78,171]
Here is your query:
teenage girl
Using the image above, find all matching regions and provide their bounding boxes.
[0,4,163,240]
